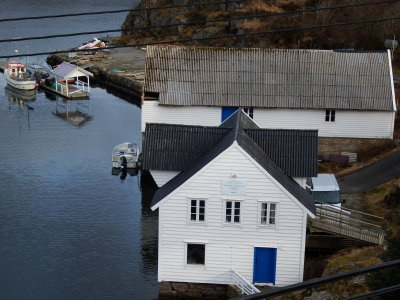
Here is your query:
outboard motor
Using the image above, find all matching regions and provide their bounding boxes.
[120,169,127,180]
[120,155,127,169]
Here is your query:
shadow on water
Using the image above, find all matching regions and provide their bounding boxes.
[140,173,159,276]
[91,82,141,108]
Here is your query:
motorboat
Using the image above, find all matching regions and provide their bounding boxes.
[112,143,140,169]
[3,62,37,90]
[27,64,50,84]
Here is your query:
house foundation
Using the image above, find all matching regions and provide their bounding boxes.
[159,281,241,300]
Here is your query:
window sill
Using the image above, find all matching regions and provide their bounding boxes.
[185,264,206,270]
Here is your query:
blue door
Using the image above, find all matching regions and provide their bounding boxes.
[253,247,277,284]
[221,107,239,122]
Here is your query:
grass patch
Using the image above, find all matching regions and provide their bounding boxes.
[362,180,400,217]
[319,246,383,297]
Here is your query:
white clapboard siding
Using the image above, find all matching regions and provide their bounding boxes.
[142,101,394,138]
[254,109,394,139]
[158,144,308,286]
[150,170,179,187]
[141,101,221,132]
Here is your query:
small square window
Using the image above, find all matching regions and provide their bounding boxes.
[225,200,241,224]
[325,110,335,122]
[187,243,205,265]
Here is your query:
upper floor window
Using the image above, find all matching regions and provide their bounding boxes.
[243,107,254,119]
[190,199,205,222]
[260,202,277,225]
[225,200,241,224]
[325,110,335,122]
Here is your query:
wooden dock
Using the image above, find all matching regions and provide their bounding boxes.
[39,81,89,99]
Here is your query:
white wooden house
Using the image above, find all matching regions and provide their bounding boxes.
[142,46,396,141]
[143,111,317,287]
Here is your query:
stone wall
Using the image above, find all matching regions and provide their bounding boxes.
[159,281,237,300]
[318,137,395,160]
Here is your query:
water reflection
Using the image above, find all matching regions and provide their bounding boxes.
[140,175,158,275]
[52,97,92,127]
[5,85,36,103]
[4,85,36,129]
[112,167,139,180]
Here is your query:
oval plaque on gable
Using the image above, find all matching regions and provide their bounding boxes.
[221,178,246,195]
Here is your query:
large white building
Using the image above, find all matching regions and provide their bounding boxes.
[142,46,396,144]
[142,111,316,287]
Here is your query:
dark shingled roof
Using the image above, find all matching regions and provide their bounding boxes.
[143,111,316,213]
[148,111,316,215]
[142,124,230,171]
[143,110,318,177]
[145,46,394,111]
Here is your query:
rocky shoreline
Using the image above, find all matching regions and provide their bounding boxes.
[46,47,146,102]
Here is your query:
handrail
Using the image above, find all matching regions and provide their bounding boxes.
[231,270,260,295]
[314,211,383,229]
[230,259,400,300]
[314,201,384,220]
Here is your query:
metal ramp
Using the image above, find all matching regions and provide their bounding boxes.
[308,204,385,245]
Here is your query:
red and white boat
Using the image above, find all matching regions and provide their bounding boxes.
[4,62,36,90]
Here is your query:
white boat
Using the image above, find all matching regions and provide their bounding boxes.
[78,37,102,50]
[4,62,37,90]
[112,143,140,169]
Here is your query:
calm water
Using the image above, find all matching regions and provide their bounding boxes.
[0,1,159,299]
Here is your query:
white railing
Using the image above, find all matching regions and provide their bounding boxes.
[310,202,385,245]
[232,270,260,295]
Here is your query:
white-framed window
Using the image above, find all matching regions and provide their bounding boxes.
[243,107,254,119]
[225,200,241,224]
[325,110,335,122]
[186,243,206,265]
[259,202,277,225]
[190,199,206,222]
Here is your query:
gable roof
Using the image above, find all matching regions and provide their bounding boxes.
[148,111,316,215]
[143,110,318,177]
[51,62,93,79]
[144,46,394,111]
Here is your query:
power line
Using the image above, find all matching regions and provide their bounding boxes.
[1,15,399,59]
[0,0,397,44]
[0,0,242,23]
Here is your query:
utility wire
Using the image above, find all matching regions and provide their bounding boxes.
[0,0,397,44]
[1,15,399,59]
[0,0,242,23]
